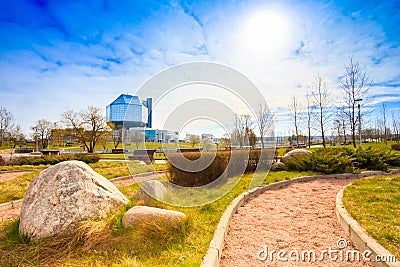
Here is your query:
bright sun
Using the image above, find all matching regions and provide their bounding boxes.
[239,9,291,57]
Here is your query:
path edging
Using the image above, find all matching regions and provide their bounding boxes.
[201,169,400,267]
[336,187,399,267]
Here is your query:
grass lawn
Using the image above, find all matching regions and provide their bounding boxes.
[343,174,400,259]
[0,170,316,266]
[0,165,45,172]
[0,171,40,203]
[0,161,168,204]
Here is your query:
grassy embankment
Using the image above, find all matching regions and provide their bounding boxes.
[343,174,400,259]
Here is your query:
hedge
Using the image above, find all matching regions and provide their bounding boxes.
[167,149,273,187]
[284,147,400,174]
[2,154,100,166]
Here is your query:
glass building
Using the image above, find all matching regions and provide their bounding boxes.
[106,94,152,129]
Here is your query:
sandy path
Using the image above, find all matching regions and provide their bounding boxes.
[111,172,165,187]
[0,171,32,183]
[221,178,373,267]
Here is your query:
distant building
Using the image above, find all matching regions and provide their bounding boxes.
[126,128,179,143]
[201,133,216,143]
[106,94,152,129]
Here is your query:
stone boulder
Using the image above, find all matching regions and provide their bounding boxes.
[281,149,312,164]
[133,180,167,205]
[19,160,129,240]
[122,206,186,229]
[271,161,286,171]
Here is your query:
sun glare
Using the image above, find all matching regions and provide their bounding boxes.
[239,9,291,57]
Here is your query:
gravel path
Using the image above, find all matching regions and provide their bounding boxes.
[0,171,32,183]
[221,178,373,267]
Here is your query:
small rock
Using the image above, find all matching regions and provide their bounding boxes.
[271,161,286,171]
[281,149,312,164]
[122,206,186,229]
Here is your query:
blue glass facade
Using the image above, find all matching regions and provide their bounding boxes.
[145,129,157,142]
[106,94,152,128]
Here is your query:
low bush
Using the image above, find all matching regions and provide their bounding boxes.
[285,148,354,174]
[353,147,390,171]
[168,151,230,187]
[7,154,100,166]
[285,146,400,174]
[168,149,274,187]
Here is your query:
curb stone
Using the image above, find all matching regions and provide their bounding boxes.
[201,169,400,267]
[336,187,399,267]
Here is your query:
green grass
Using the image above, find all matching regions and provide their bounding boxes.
[89,161,134,178]
[0,165,46,172]
[98,153,127,159]
[0,162,168,204]
[343,175,400,259]
[0,170,316,266]
[0,171,40,203]
[90,161,168,179]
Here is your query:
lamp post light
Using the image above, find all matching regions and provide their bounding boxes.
[354,98,363,147]
[33,126,39,152]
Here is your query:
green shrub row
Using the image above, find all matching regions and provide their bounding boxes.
[167,149,273,187]
[284,147,400,174]
[2,154,100,166]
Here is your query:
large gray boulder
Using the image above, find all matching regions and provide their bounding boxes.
[122,206,186,229]
[281,149,312,164]
[19,160,128,240]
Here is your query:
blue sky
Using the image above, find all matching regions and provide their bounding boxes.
[0,0,399,137]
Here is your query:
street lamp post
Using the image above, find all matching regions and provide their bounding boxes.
[33,126,39,152]
[355,99,363,147]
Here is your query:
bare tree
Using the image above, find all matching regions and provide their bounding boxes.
[188,134,200,147]
[338,57,372,148]
[311,73,333,148]
[333,119,342,142]
[31,119,53,149]
[9,125,24,148]
[218,133,231,150]
[336,107,348,145]
[381,102,388,145]
[305,92,313,148]
[202,138,216,151]
[62,106,108,153]
[232,114,254,148]
[129,130,144,149]
[0,107,14,146]
[98,130,112,150]
[247,128,258,148]
[231,115,243,147]
[288,96,301,147]
[107,122,124,149]
[256,104,274,148]
[392,111,400,143]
